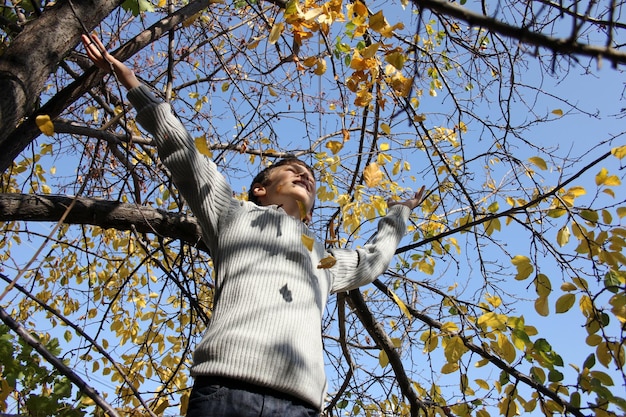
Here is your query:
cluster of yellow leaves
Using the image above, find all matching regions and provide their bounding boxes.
[270,0,344,48]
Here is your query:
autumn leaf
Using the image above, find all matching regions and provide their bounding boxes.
[369,11,388,32]
[314,58,327,75]
[195,137,212,157]
[36,115,54,136]
[296,200,308,221]
[611,145,626,159]
[528,156,547,170]
[556,225,570,247]
[317,255,336,269]
[301,234,314,251]
[269,22,284,44]
[389,289,412,319]
[385,51,406,70]
[363,162,383,187]
[325,140,343,154]
[511,255,533,280]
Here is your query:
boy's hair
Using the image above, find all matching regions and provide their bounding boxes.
[248,157,316,206]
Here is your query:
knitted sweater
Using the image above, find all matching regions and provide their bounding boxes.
[127,85,411,410]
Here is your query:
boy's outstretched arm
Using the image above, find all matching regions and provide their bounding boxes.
[82,34,140,90]
[387,185,426,211]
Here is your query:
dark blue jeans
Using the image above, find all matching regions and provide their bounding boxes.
[186,377,320,417]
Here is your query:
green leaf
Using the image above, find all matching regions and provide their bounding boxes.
[548,369,564,382]
[579,209,599,223]
[122,0,155,16]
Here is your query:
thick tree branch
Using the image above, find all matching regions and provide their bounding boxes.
[0,305,121,417]
[0,0,123,170]
[0,0,215,173]
[0,193,207,252]
[347,289,426,416]
[413,0,626,65]
[372,279,588,417]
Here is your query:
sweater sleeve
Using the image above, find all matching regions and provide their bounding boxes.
[127,85,236,244]
[328,204,411,293]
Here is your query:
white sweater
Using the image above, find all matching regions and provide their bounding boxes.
[127,85,411,410]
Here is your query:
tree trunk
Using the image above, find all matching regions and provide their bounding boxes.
[0,0,122,170]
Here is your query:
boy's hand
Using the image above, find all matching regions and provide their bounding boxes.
[82,33,140,90]
[388,186,426,210]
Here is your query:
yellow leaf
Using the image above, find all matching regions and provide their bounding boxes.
[302,56,317,67]
[389,289,412,319]
[552,109,564,116]
[268,22,284,44]
[604,175,621,186]
[596,167,608,185]
[361,43,380,59]
[354,89,372,107]
[369,11,388,32]
[475,379,490,390]
[325,140,343,155]
[511,255,533,280]
[441,362,459,374]
[611,145,626,159]
[363,162,383,187]
[385,51,406,70]
[301,234,314,251]
[303,7,324,21]
[568,186,587,197]
[221,82,230,92]
[555,293,576,313]
[380,123,391,135]
[153,399,170,415]
[556,225,570,247]
[535,273,552,297]
[477,312,507,331]
[194,137,212,157]
[440,321,458,334]
[528,156,547,170]
[535,296,549,316]
[317,255,337,269]
[313,58,327,75]
[36,115,54,136]
[296,200,308,221]
[268,86,278,97]
[379,349,389,368]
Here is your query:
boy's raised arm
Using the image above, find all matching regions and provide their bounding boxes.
[81,34,237,245]
[82,34,140,90]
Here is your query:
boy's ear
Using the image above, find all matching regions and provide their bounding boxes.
[252,183,267,198]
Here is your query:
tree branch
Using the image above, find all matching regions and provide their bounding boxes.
[413,0,626,65]
[347,289,426,416]
[0,305,121,417]
[0,193,207,252]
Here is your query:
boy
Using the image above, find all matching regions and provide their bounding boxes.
[83,34,423,417]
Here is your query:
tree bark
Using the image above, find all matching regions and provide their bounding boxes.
[0,0,122,168]
[0,193,207,252]
[0,0,220,174]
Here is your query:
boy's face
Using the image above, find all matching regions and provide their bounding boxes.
[252,162,316,221]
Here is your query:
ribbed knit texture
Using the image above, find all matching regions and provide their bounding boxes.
[127,85,411,410]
